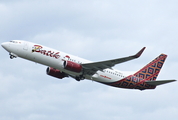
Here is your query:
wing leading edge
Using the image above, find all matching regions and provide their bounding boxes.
[82,47,146,75]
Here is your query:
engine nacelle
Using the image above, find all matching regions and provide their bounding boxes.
[46,67,68,79]
[63,61,82,73]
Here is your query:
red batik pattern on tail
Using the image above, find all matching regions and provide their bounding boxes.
[107,75,156,90]
[134,54,167,81]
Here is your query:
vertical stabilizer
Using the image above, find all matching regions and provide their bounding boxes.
[134,54,167,81]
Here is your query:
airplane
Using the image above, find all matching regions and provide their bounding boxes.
[1,40,176,90]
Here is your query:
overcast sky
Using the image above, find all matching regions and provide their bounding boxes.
[1,0,178,120]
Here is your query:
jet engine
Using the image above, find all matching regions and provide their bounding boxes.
[46,67,68,79]
[63,61,82,73]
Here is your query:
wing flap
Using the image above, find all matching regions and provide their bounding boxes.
[145,80,176,86]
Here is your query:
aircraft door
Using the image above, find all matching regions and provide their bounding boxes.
[23,42,28,51]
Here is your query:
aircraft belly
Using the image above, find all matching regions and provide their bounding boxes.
[24,51,83,76]
[17,50,63,70]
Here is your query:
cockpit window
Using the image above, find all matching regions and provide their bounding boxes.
[10,40,19,43]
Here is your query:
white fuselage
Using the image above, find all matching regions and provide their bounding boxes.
[1,40,125,83]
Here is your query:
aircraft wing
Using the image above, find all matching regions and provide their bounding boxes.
[82,47,146,75]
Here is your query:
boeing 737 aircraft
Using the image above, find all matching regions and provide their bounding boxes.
[1,40,176,90]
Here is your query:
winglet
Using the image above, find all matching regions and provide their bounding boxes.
[133,47,146,58]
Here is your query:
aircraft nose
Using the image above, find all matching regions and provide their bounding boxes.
[1,42,9,49]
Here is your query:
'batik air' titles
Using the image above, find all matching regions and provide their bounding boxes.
[32,45,60,59]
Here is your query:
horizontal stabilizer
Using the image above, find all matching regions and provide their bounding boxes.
[145,80,176,86]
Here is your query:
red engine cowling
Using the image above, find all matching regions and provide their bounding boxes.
[63,61,82,73]
[46,67,68,79]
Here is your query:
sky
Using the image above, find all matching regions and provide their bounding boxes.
[0,0,178,120]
